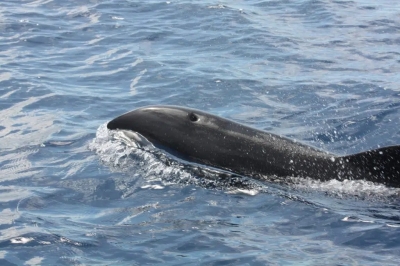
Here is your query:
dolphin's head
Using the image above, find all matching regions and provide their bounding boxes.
[107,105,282,176]
[107,106,220,155]
[108,105,206,134]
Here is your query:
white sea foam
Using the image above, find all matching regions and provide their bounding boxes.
[292,177,400,199]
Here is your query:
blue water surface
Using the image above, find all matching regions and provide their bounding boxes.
[1,0,400,265]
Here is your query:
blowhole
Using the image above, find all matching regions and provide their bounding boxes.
[189,112,199,122]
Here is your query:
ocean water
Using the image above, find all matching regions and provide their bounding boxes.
[1,0,400,265]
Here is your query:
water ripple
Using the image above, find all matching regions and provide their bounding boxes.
[1,0,400,264]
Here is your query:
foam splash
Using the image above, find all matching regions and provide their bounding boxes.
[11,237,34,244]
[88,123,133,168]
[292,177,400,200]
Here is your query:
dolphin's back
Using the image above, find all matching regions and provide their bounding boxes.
[341,146,400,187]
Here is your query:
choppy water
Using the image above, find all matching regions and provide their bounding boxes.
[1,0,400,265]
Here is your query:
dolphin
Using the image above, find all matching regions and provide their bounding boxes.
[107,105,400,187]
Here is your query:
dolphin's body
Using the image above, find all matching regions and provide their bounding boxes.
[107,105,400,187]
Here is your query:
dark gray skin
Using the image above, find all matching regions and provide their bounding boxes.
[107,105,400,187]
